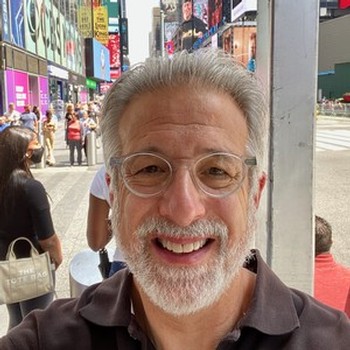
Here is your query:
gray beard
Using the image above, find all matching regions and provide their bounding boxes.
[111,198,256,316]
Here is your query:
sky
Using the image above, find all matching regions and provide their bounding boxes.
[126,0,160,65]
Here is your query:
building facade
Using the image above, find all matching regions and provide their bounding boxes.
[0,0,127,115]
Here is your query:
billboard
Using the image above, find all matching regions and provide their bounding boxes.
[86,39,111,81]
[161,0,181,22]
[107,33,121,69]
[10,0,25,48]
[233,26,256,68]
[106,0,119,33]
[5,70,29,108]
[78,5,93,37]
[107,33,121,80]
[339,0,350,9]
[39,76,49,113]
[119,17,128,55]
[179,0,208,50]
[208,0,222,28]
[93,39,110,80]
[1,0,10,42]
[94,6,109,44]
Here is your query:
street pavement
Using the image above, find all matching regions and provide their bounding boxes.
[1,115,349,335]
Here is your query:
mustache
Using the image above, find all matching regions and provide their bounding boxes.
[135,217,229,239]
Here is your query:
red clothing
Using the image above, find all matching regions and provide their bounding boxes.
[67,120,82,141]
[314,253,350,312]
[345,288,350,317]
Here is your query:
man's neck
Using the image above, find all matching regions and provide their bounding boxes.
[132,268,256,350]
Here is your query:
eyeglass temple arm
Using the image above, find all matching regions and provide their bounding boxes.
[245,157,257,166]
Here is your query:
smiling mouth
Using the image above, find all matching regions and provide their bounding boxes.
[157,238,211,254]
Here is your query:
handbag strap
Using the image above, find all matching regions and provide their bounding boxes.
[6,237,40,260]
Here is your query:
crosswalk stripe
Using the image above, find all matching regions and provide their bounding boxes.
[316,129,350,152]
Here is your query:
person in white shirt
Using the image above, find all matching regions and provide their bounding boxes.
[87,165,126,276]
[4,102,21,125]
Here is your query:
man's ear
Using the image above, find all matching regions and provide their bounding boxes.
[105,172,114,204]
[254,172,267,208]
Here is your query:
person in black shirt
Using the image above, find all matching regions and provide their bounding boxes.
[0,126,63,331]
[180,0,207,50]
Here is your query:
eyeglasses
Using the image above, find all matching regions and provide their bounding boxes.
[109,152,256,198]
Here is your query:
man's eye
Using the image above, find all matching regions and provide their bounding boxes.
[135,165,163,175]
[206,167,227,177]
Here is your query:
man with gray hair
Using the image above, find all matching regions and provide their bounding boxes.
[1,49,349,349]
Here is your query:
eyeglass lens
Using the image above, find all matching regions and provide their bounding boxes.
[121,153,246,197]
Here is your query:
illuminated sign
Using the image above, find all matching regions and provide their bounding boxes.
[47,65,69,80]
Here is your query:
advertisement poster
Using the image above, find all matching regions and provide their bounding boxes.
[233,26,256,67]
[193,0,208,25]
[208,0,222,28]
[64,21,75,71]
[60,12,67,67]
[1,0,10,42]
[180,0,208,51]
[106,0,119,33]
[36,0,46,58]
[39,76,49,113]
[78,5,93,37]
[93,39,110,81]
[93,6,108,44]
[161,0,180,22]
[5,70,29,108]
[52,3,62,65]
[24,0,36,53]
[45,0,54,61]
[107,33,120,69]
[10,0,25,48]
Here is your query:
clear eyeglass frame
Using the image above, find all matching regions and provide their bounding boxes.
[109,152,257,199]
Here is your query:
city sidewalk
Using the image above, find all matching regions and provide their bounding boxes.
[0,122,108,335]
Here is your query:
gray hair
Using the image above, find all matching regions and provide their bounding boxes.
[101,49,268,178]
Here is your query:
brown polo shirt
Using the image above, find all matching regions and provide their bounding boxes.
[1,251,349,349]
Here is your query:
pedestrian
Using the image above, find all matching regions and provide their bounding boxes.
[0,126,63,331]
[3,103,21,126]
[20,104,38,132]
[42,110,57,166]
[64,103,75,146]
[1,49,349,349]
[87,165,126,277]
[32,105,41,121]
[80,110,96,162]
[66,112,83,166]
[314,215,350,313]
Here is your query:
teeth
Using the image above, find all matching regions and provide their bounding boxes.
[159,239,206,254]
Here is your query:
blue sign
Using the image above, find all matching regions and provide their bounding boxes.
[93,39,111,81]
[1,0,10,41]
[10,0,25,47]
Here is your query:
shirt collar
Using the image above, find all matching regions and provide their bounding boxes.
[79,250,300,337]
[79,268,133,327]
[236,250,300,335]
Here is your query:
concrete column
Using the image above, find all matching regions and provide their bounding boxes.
[256,0,320,294]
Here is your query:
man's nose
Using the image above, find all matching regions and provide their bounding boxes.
[158,168,206,227]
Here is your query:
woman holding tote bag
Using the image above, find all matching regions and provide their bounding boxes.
[0,126,63,331]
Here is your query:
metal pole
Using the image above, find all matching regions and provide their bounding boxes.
[86,131,96,166]
[160,10,165,57]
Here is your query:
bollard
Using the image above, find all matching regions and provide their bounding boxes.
[86,131,97,166]
[36,126,46,169]
[69,249,113,297]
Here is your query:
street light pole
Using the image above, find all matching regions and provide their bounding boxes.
[160,9,165,57]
